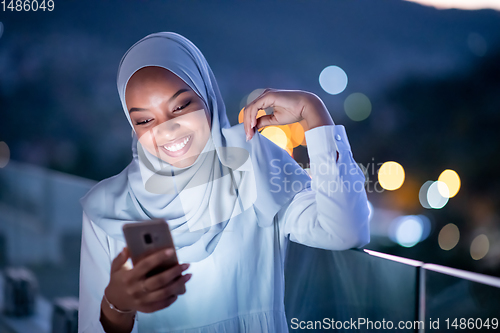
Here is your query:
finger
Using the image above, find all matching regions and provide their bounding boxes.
[251,93,276,139]
[131,248,177,281]
[244,89,273,140]
[111,248,130,273]
[243,93,259,137]
[140,295,178,314]
[243,104,254,141]
[145,263,189,292]
[142,274,192,304]
[247,90,271,129]
[163,294,178,308]
[255,114,279,130]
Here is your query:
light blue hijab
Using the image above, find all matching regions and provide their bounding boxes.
[80,32,312,262]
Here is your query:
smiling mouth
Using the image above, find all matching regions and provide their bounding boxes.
[163,135,191,151]
[159,134,193,157]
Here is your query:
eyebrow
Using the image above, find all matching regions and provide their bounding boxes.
[129,88,190,113]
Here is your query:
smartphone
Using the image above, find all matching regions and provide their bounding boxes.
[122,218,179,278]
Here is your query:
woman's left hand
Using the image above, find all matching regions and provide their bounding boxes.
[243,88,334,141]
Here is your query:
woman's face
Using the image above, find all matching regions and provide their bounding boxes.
[125,66,212,168]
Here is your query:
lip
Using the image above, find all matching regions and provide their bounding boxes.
[159,134,193,158]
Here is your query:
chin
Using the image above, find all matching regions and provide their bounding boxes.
[167,157,197,168]
[161,149,201,168]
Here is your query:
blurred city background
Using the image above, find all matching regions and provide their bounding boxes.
[0,0,499,331]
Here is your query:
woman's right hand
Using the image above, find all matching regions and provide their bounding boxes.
[105,247,191,314]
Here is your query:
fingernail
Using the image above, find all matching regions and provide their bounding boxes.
[184,274,192,282]
[165,248,174,256]
[181,263,190,270]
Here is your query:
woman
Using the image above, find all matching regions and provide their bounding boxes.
[78,31,370,333]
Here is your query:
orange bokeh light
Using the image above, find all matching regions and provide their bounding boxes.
[288,122,305,148]
[238,107,266,125]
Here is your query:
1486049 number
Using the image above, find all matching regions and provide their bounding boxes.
[1,0,54,11]
[445,318,498,330]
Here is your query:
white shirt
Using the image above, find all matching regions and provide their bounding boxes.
[78,124,371,333]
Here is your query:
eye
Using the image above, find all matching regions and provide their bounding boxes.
[173,100,191,113]
[136,119,152,125]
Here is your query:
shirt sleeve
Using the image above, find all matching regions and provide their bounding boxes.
[280,124,371,251]
[78,211,139,333]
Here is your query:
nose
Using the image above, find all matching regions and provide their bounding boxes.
[153,117,181,143]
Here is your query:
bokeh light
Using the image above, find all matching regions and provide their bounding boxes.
[396,218,422,248]
[238,107,266,125]
[261,126,288,150]
[247,88,265,105]
[288,122,305,148]
[319,65,348,95]
[299,119,308,146]
[0,141,10,168]
[275,125,293,154]
[239,93,249,110]
[344,92,372,121]
[275,124,291,139]
[388,215,431,247]
[389,215,424,247]
[427,181,449,209]
[419,180,434,209]
[378,161,405,190]
[437,169,461,198]
[438,223,460,251]
[470,234,489,260]
[468,32,488,57]
[246,118,299,156]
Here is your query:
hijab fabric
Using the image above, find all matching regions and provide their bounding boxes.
[80,32,312,262]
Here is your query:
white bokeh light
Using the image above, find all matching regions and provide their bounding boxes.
[389,215,428,248]
[427,181,449,209]
[319,65,348,95]
[419,180,434,209]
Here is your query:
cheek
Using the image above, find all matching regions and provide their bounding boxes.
[195,114,211,144]
[137,129,156,151]
[182,110,211,135]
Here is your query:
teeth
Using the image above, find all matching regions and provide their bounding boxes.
[164,136,190,152]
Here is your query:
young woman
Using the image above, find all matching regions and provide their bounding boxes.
[78,31,370,333]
